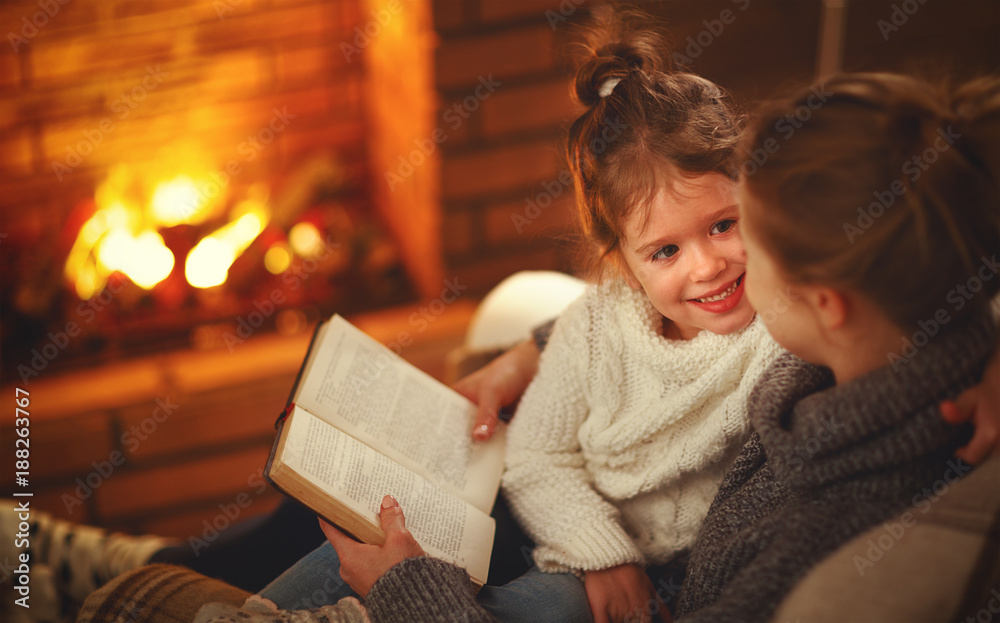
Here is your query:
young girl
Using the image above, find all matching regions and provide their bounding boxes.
[257,9,785,621]
[494,9,783,622]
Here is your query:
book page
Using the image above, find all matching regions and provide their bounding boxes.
[293,316,505,513]
[280,407,494,582]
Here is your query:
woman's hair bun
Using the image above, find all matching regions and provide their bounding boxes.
[573,4,673,107]
[949,75,1000,185]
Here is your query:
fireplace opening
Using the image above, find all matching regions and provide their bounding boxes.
[1,0,441,380]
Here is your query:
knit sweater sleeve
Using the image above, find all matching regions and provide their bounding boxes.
[502,288,645,573]
[366,557,495,623]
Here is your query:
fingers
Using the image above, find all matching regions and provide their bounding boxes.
[320,518,358,557]
[941,391,1000,465]
[452,368,501,442]
[940,389,979,424]
[378,495,407,534]
[451,375,477,402]
[956,436,993,466]
[939,399,965,424]
[956,417,998,465]
[472,402,500,441]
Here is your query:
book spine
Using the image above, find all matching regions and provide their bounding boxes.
[276,319,326,428]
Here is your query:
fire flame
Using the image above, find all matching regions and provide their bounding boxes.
[185,201,269,288]
[65,163,270,299]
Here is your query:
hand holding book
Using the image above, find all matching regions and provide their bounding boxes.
[322,495,425,598]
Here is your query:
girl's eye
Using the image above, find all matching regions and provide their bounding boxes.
[652,245,679,261]
[711,219,737,235]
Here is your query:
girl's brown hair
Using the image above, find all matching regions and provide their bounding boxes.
[567,5,743,279]
[741,73,1000,330]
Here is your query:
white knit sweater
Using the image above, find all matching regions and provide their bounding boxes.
[502,280,784,574]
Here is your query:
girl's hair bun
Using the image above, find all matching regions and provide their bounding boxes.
[574,4,673,107]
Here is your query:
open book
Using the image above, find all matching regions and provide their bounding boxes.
[264,315,505,587]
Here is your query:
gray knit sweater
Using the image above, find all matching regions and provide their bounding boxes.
[674,312,996,621]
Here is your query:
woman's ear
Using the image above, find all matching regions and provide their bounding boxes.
[798,284,850,331]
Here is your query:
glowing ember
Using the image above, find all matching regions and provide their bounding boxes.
[289,221,324,258]
[185,238,235,289]
[264,243,291,274]
[185,201,270,289]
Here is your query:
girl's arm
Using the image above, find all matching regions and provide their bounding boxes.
[453,338,540,442]
[502,293,645,575]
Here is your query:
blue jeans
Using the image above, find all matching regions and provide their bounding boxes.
[259,541,592,622]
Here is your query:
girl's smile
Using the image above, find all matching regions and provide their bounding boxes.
[688,273,745,312]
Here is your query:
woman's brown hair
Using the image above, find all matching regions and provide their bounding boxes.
[567,5,743,279]
[741,73,1000,330]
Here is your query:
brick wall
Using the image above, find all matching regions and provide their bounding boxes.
[430,0,1000,296]
[432,0,584,293]
[0,0,368,238]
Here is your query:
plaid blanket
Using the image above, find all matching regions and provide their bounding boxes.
[77,564,249,623]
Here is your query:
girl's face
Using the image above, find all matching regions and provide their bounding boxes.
[621,172,755,340]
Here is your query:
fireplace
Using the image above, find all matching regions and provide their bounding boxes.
[4,0,996,384]
[1,0,445,379]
